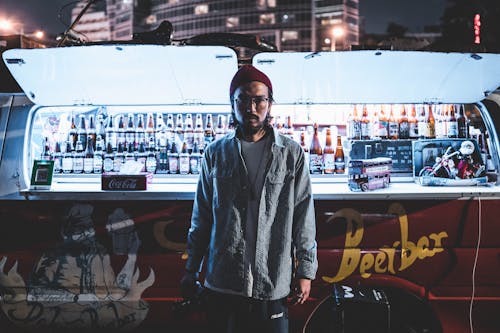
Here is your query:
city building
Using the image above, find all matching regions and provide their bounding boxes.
[71,1,111,42]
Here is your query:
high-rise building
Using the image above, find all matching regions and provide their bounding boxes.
[71,1,111,42]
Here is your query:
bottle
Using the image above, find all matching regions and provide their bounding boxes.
[136,114,146,148]
[194,113,205,150]
[418,105,429,139]
[125,113,136,149]
[105,115,117,151]
[156,113,167,149]
[168,141,179,174]
[284,115,295,140]
[309,123,323,174]
[52,141,62,173]
[117,114,126,149]
[300,131,310,164]
[204,114,215,146]
[447,104,458,138]
[137,141,147,172]
[62,141,74,174]
[360,105,371,140]
[426,105,436,138]
[87,115,96,148]
[184,114,195,150]
[146,113,156,146]
[93,135,104,174]
[215,115,226,140]
[179,141,190,175]
[370,107,380,140]
[146,137,158,173]
[434,105,444,138]
[96,114,106,146]
[378,105,389,139]
[113,143,124,172]
[69,114,78,149]
[456,104,469,138]
[398,105,410,139]
[334,135,345,174]
[77,115,87,148]
[348,105,361,140]
[175,114,184,147]
[157,141,169,174]
[165,114,175,143]
[227,114,236,134]
[323,128,335,174]
[41,137,51,160]
[190,142,201,175]
[408,104,419,139]
[73,140,84,174]
[125,143,136,163]
[103,142,114,173]
[83,135,95,174]
[388,105,399,140]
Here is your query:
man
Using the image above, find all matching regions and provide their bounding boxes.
[181,65,317,333]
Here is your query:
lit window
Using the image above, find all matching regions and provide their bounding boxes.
[257,0,277,10]
[195,4,209,15]
[282,30,298,41]
[259,13,275,24]
[226,17,239,28]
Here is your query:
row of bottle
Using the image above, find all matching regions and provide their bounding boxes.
[41,134,204,175]
[66,112,234,154]
[302,124,345,175]
[347,104,470,140]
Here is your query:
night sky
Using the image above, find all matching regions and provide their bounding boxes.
[0,0,447,36]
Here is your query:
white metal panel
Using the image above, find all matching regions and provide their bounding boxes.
[253,51,500,104]
[2,45,237,106]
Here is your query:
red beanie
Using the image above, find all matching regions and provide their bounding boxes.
[229,65,273,98]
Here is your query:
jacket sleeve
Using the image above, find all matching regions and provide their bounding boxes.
[292,147,318,280]
[185,148,213,273]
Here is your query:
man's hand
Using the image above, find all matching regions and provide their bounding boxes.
[292,278,311,305]
[180,271,200,299]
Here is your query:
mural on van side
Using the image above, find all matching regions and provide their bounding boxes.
[322,203,449,283]
[0,204,155,331]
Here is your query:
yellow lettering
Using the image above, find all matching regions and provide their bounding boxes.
[153,220,187,252]
[359,253,375,278]
[374,251,387,274]
[429,232,448,253]
[417,236,430,259]
[380,247,396,274]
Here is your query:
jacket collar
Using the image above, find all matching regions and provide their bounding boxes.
[229,126,285,148]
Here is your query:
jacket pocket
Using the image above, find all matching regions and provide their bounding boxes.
[212,167,234,208]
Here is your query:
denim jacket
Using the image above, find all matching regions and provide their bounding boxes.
[186,127,317,300]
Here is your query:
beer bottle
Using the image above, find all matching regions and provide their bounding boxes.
[398,105,410,139]
[378,105,389,139]
[408,104,419,139]
[309,123,323,174]
[184,114,194,150]
[41,137,51,160]
[348,105,361,140]
[146,137,158,173]
[157,144,169,174]
[168,141,179,174]
[77,115,87,148]
[456,104,469,138]
[227,114,236,134]
[156,113,167,149]
[62,141,74,174]
[165,114,175,143]
[117,114,126,149]
[53,141,62,174]
[179,141,190,175]
[190,141,201,175]
[334,135,345,174]
[426,105,436,138]
[96,114,106,146]
[175,114,184,147]
[125,113,136,149]
[371,107,380,140]
[418,105,429,139]
[88,115,96,148]
[388,105,399,140]
[73,140,84,174]
[194,113,205,150]
[105,115,117,151]
[136,114,146,148]
[125,143,136,163]
[69,114,78,149]
[214,115,225,140]
[447,104,458,138]
[113,143,124,172]
[146,113,156,146]
[360,105,371,140]
[83,135,94,174]
[300,131,309,165]
[93,135,104,174]
[204,114,215,146]
[323,128,335,174]
[103,142,115,173]
[284,115,295,140]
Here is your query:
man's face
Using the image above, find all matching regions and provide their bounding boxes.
[232,81,272,135]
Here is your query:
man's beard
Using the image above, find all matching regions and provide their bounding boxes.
[238,114,269,136]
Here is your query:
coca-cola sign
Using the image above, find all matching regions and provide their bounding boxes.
[101,173,148,191]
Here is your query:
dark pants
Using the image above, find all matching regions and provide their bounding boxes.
[205,289,289,333]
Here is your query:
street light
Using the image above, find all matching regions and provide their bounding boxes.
[0,18,24,35]
[331,26,344,51]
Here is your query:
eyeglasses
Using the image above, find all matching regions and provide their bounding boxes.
[234,96,270,109]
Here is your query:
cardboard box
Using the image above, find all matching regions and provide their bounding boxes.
[101,173,153,191]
